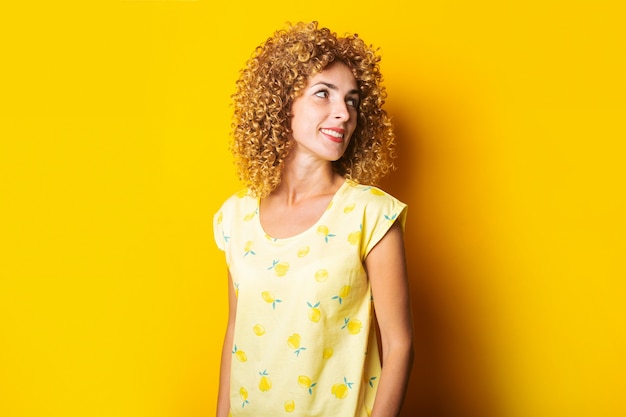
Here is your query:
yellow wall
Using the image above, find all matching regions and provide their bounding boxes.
[1,1,624,416]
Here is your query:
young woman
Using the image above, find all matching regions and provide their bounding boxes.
[214,21,413,417]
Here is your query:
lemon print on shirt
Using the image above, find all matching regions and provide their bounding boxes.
[232,345,247,362]
[275,262,289,276]
[332,285,351,304]
[322,347,334,359]
[239,387,249,408]
[297,246,310,257]
[253,324,265,336]
[287,333,306,356]
[331,377,354,399]
[243,241,256,257]
[347,224,362,246]
[384,212,399,222]
[307,302,321,323]
[267,259,289,277]
[284,400,295,413]
[314,269,329,282]
[258,370,272,392]
[342,317,363,334]
[243,209,257,222]
[298,375,318,395]
[362,186,384,196]
[216,211,223,224]
[343,202,356,213]
[317,225,336,243]
[262,291,282,309]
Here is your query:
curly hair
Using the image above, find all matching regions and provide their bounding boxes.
[230,21,397,197]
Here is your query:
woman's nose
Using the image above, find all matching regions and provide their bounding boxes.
[333,100,350,121]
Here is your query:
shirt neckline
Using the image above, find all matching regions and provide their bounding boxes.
[254,179,349,244]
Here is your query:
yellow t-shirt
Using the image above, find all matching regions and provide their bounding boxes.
[213,180,407,417]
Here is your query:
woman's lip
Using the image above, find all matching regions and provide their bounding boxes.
[320,128,345,143]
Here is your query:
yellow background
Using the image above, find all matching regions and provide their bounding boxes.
[1,1,624,416]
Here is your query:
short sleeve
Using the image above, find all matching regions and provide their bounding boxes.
[213,209,225,252]
[213,196,235,252]
[361,189,407,258]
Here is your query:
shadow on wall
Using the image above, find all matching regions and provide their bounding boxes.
[380,113,501,417]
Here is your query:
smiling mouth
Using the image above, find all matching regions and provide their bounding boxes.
[320,128,344,140]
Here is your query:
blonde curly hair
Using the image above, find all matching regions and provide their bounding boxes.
[230,21,396,197]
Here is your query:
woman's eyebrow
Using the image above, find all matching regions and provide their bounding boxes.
[312,82,359,96]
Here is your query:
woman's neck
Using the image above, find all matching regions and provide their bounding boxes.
[270,160,343,207]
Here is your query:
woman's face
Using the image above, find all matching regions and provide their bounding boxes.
[289,62,359,163]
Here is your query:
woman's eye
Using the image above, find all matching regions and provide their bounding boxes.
[314,90,329,99]
[346,98,359,108]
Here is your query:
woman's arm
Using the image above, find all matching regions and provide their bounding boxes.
[366,221,414,417]
[216,271,237,417]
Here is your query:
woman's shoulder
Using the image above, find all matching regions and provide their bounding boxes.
[338,179,407,256]
[339,179,407,223]
[218,188,255,207]
[214,188,257,222]
[342,179,404,206]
